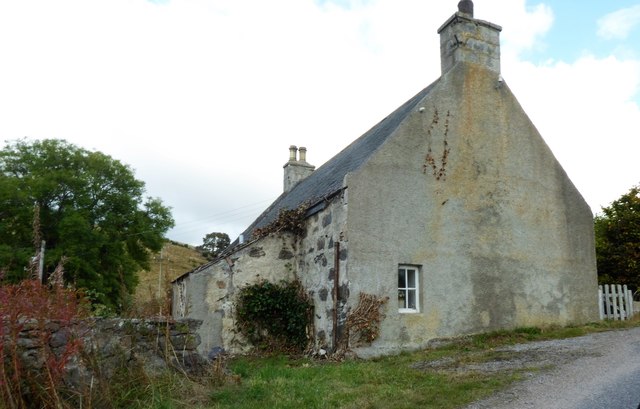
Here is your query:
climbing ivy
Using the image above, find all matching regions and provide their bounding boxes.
[235,280,312,353]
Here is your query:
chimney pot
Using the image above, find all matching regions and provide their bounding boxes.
[458,0,473,17]
[283,144,315,192]
[289,145,298,161]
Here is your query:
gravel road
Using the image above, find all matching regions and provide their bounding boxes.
[464,327,640,409]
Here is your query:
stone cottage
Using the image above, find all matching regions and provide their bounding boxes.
[172,1,598,357]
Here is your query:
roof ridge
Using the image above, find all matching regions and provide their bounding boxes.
[235,79,440,246]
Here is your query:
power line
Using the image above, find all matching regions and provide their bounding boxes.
[124,197,274,241]
[167,198,273,234]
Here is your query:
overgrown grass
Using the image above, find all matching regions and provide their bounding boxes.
[4,308,638,408]
[88,366,213,409]
[209,354,519,409]
[75,317,640,408]
[203,318,640,409]
[467,318,640,350]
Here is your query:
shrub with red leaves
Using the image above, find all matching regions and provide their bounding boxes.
[0,272,89,409]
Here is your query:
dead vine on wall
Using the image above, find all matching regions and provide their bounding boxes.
[252,203,309,239]
[344,293,388,347]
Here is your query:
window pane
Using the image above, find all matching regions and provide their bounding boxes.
[408,289,417,309]
[398,269,406,288]
[407,269,416,288]
[398,290,407,309]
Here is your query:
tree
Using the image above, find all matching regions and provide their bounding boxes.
[196,232,230,260]
[0,139,174,311]
[594,184,640,292]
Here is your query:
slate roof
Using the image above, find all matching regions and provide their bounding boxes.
[172,80,440,283]
[236,79,440,244]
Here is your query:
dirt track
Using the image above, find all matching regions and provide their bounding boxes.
[458,327,640,409]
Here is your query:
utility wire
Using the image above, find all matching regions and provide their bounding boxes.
[124,197,274,239]
[167,198,273,234]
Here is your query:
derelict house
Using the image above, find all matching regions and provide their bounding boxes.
[172,1,598,357]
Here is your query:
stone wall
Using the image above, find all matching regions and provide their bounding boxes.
[2,317,206,388]
[173,192,351,355]
[296,192,349,351]
[173,233,297,354]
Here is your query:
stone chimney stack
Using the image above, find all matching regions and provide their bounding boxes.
[438,0,502,75]
[283,145,315,192]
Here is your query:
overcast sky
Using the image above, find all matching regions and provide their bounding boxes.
[1,0,639,246]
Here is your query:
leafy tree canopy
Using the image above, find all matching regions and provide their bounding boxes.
[595,184,640,292]
[0,139,174,311]
[196,232,230,260]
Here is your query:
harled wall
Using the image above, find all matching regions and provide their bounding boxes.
[174,233,297,355]
[345,62,598,356]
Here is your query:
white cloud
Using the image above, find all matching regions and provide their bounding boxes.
[0,0,638,244]
[479,0,554,56]
[504,54,640,213]
[597,4,640,40]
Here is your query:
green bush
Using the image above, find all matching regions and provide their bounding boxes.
[235,280,312,352]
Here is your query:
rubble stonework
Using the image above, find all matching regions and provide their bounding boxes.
[1,317,206,389]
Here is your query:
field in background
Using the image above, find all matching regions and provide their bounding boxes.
[132,240,207,316]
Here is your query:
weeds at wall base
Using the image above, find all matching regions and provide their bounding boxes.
[1,281,232,408]
[0,278,89,409]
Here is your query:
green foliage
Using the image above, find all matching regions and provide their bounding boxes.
[594,184,640,291]
[213,353,516,409]
[235,280,312,352]
[0,139,174,311]
[196,232,230,260]
[212,323,640,409]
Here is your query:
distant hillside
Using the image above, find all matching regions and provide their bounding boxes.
[132,240,207,316]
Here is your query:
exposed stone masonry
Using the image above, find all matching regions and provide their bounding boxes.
[2,317,206,389]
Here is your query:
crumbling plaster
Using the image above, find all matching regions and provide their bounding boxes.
[296,191,349,351]
[177,233,298,354]
[172,4,598,359]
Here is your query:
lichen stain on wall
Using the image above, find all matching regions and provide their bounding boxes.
[397,308,441,346]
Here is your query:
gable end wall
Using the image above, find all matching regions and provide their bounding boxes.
[345,62,598,356]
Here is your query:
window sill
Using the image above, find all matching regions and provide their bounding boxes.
[398,308,419,314]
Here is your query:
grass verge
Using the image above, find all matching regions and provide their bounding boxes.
[203,318,640,409]
[11,317,632,409]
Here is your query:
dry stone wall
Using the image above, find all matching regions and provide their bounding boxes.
[2,317,206,389]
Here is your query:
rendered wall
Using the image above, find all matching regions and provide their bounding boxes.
[345,62,598,356]
[174,234,297,354]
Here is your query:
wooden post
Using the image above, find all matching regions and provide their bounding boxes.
[332,242,340,352]
[598,286,604,320]
[622,284,631,319]
[605,285,614,319]
[610,284,620,320]
[617,284,626,320]
[603,285,610,319]
[158,246,164,298]
[38,240,45,283]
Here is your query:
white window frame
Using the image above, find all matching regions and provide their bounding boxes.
[398,265,419,313]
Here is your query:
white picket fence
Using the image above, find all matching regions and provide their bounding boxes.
[598,284,635,320]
